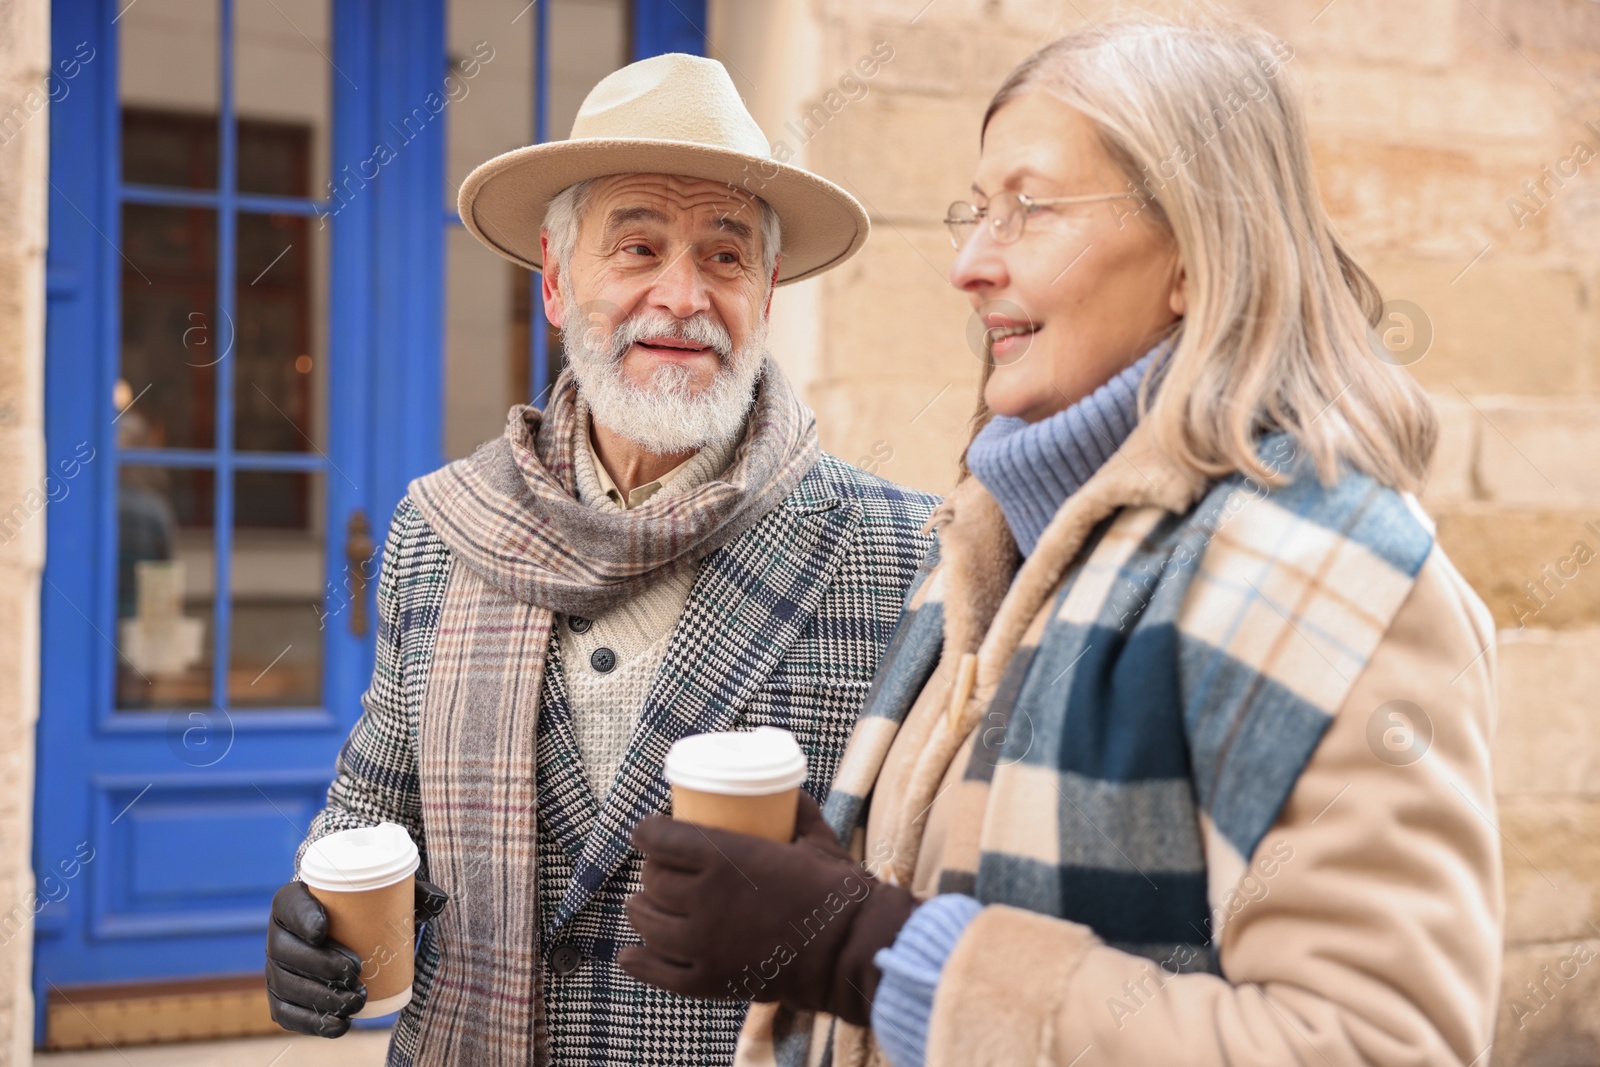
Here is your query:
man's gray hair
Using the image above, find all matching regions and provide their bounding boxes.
[542,178,782,287]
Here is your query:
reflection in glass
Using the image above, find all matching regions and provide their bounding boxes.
[445,0,531,212]
[547,0,627,139]
[237,0,331,196]
[123,109,219,190]
[445,226,522,459]
[235,212,324,453]
[229,471,325,708]
[117,465,213,709]
[120,0,220,189]
[120,203,219,452]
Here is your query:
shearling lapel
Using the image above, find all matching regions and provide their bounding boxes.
[545,484,862,935]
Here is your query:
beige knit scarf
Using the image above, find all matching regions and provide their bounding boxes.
[412,356,820,615]
[402,358,819,1065]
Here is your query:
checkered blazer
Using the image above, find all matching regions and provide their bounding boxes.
[300,453,937,1066]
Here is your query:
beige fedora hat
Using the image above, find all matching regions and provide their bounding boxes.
[457,53,869,286]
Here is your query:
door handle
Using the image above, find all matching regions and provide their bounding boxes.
[345,508,375,638]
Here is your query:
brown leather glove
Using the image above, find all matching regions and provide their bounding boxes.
[620,793,917,1026]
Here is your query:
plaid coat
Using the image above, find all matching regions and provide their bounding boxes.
[743,425,1502,1067]
[301,454,936,1066]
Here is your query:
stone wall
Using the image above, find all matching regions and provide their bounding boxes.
[0,0,48,1061]
[720,0,1600,1061]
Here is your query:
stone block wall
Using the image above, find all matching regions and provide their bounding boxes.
[0,0,48,1061]
[719,0,1600,1061]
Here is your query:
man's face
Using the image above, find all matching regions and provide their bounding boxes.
[541,173,779,453]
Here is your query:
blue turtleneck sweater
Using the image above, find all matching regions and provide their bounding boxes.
[963,346,1158,556]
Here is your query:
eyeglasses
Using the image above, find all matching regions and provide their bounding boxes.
[944,190,1143,250]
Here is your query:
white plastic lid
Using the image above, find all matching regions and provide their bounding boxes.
[663,726,809,796]
[299,822,420,892]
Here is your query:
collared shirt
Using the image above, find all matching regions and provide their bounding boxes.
[585,432,702,510]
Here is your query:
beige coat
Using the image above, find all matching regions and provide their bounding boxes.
[864,427,1505,1067]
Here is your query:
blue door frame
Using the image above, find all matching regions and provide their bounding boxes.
[35,0,704,1044]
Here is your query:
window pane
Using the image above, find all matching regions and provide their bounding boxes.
[547,0,627,141]
[445,227,525,458]
[236,0,331,196]
[120,0,220,189]
[234,212,326,452]
[123,109,219,190]
[120,203,219,451]
[229,471,325,708]
[117,465,214,709]
[445,0,532,212]
[443,0,533,458]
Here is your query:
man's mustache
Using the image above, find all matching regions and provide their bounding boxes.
[594,312,735,365]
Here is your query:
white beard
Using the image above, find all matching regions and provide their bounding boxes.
[559,282,768,455]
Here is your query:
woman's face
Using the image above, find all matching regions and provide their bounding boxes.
[950,91,1185,423]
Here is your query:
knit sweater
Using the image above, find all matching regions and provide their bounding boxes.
[871,895,985,1067]
[963,346,1157,556]
[557,416,739,798]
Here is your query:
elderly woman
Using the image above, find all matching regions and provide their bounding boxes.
[622,14,1502,1067]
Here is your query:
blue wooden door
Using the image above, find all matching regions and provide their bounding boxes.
[33,0,445,1039]
[35,0,705,1044]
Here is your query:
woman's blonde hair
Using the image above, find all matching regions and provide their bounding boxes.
[966,11,1435,491]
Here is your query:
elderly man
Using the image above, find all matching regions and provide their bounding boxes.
[263,53,937,1066]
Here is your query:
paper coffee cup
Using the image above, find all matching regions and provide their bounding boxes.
[663,727,809,841]
[299,822,420,1018]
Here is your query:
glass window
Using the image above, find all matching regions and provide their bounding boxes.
[116,465,214,709]
[119,0,220,189]
[235,0,332,197]
[234,211,327,453]
[123,109,219,190]
[230,471,325,708]
[116,0,335,714]
[120,202,219,451]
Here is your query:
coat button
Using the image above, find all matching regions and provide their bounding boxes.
[549,942,583,976]
[568,616,592,634]
[590,647,616,673]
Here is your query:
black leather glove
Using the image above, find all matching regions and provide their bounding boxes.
[266,876,448,1037]
[620,793,917,1026]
